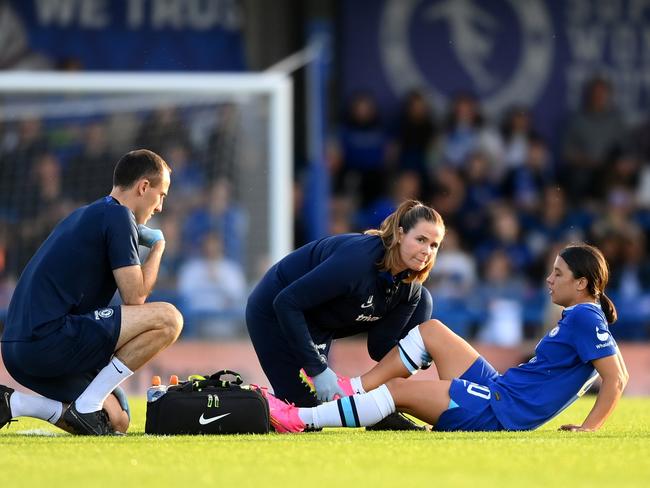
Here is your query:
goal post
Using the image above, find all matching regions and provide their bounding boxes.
[0,70,293,269]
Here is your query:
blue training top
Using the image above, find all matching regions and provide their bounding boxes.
[247,234,423,376]
[490,303,618,430]
[2,196,140,342]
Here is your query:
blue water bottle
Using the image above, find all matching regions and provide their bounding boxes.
[147,375,168,402]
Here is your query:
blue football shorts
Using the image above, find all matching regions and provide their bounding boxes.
[2,306,122,403]
[434,356,505,432]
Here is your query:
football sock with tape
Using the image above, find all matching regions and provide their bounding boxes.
[299,384,396,429]
[350,376,366,394]
[397,326,432,374]
[9,391,63,424]
[75,357,133,414]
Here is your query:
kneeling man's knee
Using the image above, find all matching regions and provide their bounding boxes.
[160,302,183,338]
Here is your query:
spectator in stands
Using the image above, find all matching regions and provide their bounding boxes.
[426,228,477,337]
[160,143,203,212]
[0,117,48,217]
[177,232,247,338]
[182,177,248,264]
[429,167,467,238]
[330,92,389,207]
[497,106,538,174]
[154,213,184,293]
[204,103,240,183]
[438,92,500,170]
[476,250,526,346]
[329,195,354,235]
[64,122,113,204]
[599,152,642,198]
[476,204,532,274]
[502,136,555,214]
[524,187,589,278]
[428,228,477,300]
[393,89,438,197]
[459,152,500,243]
[607,225,650,340]
[591,186,639,240]
[354,170,423,232]
[14,153,74,273]
[136,107,191,156]
[562,76,626,202]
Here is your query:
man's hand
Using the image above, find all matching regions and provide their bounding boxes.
[137,224,165,248]
[312,367,347,402]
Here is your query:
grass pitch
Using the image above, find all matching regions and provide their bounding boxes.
[1,397,649,488]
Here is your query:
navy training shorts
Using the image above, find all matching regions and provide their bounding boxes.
[434,356,505,432]
[1,306,122,403]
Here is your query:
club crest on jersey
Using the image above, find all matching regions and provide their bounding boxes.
[94,308,114,320]
[548,326,560,337]
[360,295,374,309]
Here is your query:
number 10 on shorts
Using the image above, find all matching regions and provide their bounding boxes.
[463,380,491,400]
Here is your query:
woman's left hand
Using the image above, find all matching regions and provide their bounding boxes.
[559,424,595,432]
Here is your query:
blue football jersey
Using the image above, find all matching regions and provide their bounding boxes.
[3,196,140,341]
[490,303,618,430]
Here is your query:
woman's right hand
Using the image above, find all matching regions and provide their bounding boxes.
[312,367,348,402]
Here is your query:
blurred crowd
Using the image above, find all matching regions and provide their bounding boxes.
[2,75,650,343]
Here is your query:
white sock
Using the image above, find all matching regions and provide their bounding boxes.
[398,326,432,374]
[10,391,63,424]
[350,376,366,394]
[75,357,133,414]
[299,384,396,429]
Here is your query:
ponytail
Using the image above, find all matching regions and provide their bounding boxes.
[599,292,618,325]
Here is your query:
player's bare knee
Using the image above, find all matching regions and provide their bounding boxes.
[385,377,408,397]
[419,319,447,339]
[159,302,183,340]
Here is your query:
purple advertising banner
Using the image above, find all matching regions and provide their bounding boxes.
[1,0,246,71]
[341,0,650,140]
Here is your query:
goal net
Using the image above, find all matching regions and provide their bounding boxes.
[0,72,293,338]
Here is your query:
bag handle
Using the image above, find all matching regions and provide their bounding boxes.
[183,370,244,391]
[208,370,243,387]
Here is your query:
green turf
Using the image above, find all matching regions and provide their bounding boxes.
[1,397,649,488]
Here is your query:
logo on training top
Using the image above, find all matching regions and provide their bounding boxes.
[596,327,610,342]
[356,314,381,322]
[199,413,231,425]
[379,0,553,115]
[361,295,374,309]
[549,326,560,338]
[94,308,114,320]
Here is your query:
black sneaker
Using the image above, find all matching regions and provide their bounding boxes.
[0,385,14,429]
[62,403,113,436]
[366,411,426,431]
